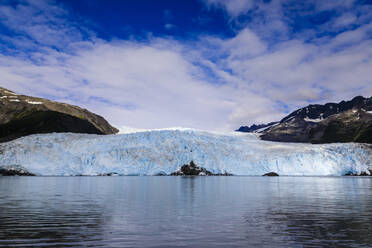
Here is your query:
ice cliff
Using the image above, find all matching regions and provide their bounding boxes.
[0,130,371,176]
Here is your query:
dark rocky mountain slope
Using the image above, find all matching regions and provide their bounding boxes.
[237,96,372,144]
[236,122,278,133]
[0,87,118,142]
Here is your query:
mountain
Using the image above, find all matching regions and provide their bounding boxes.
[236,122,278,133]
[0,130,371,176]
[0,87,118,142]
[237,96,372,144]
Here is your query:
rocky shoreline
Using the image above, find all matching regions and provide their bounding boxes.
[0,167,35,176]
[344,169,372,176]
[0,162,370,177]
[263,172,279,176]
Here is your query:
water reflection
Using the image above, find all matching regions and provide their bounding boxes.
[260,178,372,247]
[0,176,371,247]
[0,177,106,247]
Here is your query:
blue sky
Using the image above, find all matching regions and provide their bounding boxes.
[54,0,235,40]
[0,0,372,131]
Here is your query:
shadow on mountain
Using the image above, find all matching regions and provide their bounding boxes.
[0,110,103,142]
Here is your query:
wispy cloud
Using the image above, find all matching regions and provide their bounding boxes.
[204,0,255,17]
[0,0,88,50]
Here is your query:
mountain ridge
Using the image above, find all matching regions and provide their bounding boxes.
[0,87,118,142]
[237,96,372,144]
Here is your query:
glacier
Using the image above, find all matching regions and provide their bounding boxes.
[0,130,371,176]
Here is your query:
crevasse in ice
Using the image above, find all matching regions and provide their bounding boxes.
[0,130,371,176]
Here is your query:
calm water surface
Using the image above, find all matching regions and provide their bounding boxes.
[0,176,372,247]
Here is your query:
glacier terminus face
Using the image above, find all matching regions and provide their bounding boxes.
[0,130,371,176]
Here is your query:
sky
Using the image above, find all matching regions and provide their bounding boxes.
[0,0,372,131]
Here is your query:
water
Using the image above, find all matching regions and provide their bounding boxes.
[0,177,372,248]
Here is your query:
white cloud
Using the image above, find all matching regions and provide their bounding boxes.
[332,13,357,28]
[204,0,356,18]
[216,25,372,107]
[224,28,267,58]
[0,0,84,48]
[0,39,241,131]
[313,0,355,11]
[0,0,371,132]
[204,0,255,17]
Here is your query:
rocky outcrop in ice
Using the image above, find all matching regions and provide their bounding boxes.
[170,161,232,176]
[0,130,371,176]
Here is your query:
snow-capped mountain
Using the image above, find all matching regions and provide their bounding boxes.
[0,87,118,142]
[237,96,372,144]
[0,130,370,176]
[280,96,372,122]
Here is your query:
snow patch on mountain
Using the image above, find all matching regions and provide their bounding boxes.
[304,117,323,122]
[25,100,43,105]
[3,90,17,95]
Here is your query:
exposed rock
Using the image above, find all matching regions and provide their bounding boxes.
[344,169,372,176]
[0,111,105,142]
[98,172,120,176]
[263,172,279,176]
[0,167,35,176]
[170,161,232,176]
[261,108,372,144]
[238,96,372,144]
[360,171,371,176]
[236,122,278,133]
[281,96,371,122]
[154,171,167,176]
[0,87,118,142]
